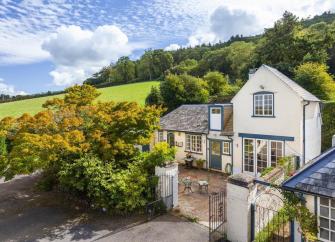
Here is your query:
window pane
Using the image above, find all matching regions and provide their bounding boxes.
[331,231,335,242]
[331,220,335,230]
[320,228,330,240]
[321,198,330,206]
[244,139,254,172]
[331,199,335,208]
[320,217,330,229]
[256,140,268,173]
[321,206,330,218]
[332,209,335,219]
[211,108,221,114]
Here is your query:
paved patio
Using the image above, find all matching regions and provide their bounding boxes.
[175,165,227,227]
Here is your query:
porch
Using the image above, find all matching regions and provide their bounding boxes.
[174,164,228,227]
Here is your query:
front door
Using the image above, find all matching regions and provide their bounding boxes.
[167,132,175,147]
[210,140,222,170]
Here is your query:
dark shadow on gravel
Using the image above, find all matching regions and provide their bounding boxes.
[0,175,146,242]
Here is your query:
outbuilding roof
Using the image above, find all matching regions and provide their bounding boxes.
[160,104,233,134]
[282,147,335,198]
[263,65,320,102]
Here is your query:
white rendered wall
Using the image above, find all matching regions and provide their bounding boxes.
[232,66,305,174]
[226,181,252,242]
[155,131,207,164]
[305,102,322,162]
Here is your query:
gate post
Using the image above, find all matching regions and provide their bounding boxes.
[250,203,255,241]
[226,173,255,242]
[155,163,178,208]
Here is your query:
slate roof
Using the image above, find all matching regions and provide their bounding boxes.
[263,65,320,102]
[160,104,233,134]
[282,147,335,198]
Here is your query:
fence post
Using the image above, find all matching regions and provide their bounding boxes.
[250,203,255,242]
[290,220,295,242]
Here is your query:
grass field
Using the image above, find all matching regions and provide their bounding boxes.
[0,81,160,118]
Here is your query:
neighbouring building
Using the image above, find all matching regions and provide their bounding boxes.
[282,138,335,242]
[155,65,322,176]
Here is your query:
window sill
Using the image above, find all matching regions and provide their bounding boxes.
[184,150,203,155]
[251,115,276,118]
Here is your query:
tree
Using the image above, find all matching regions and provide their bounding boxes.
[160,74,209,110]
[137,50,174,81]
[294,62,335,101]
[145,86,164,106]
[224,41,255,80]
[170,59,198,75]
[203,71,228,95]
[115,56,136,83]
[255,11,304,75]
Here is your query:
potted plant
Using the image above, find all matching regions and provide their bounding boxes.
[196,159,205,169]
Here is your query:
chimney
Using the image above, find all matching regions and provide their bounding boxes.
[248,68,257,80]
[332,135,335,147]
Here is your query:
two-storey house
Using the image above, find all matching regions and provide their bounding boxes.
[156,65,322,176]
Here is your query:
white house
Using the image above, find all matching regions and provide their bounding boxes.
[156,65,322,176]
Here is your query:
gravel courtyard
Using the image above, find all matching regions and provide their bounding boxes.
[0,174,208,242]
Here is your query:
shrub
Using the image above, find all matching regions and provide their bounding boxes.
[58,154,153,212]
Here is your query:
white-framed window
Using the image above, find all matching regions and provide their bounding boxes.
[186,134,202,153]
[223,141,230,155]
[254,93,274,116]
[270,141,283,167]
[158,131,164,142]
[244,138,255,173]
[243,138,284,174]
[319,197,335,241]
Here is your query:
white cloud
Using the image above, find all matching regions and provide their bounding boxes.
[42,25,136,86]
[180,0,335,45]
[0,79,27,96]
[164,44,181,51]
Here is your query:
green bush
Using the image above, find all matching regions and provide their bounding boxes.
[322,102,335,151]
[58,154,152,212]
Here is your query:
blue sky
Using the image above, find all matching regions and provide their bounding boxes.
[0,0,334,95]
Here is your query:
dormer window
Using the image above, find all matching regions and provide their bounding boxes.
[209,106,222,131]
[253,92,274,117]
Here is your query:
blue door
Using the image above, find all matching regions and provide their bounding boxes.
[210,140,222,170]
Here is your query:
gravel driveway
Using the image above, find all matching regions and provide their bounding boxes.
[0,175,208,242]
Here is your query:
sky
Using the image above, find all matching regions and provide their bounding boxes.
[0,0,334,95]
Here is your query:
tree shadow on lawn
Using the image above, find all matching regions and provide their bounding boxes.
[0,175,146,242]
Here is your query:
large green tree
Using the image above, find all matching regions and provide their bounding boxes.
[160,74,209,110]
[294,62,335,101]
[203,71,229,95]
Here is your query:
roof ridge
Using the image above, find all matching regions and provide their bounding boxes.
[262,65,320,102]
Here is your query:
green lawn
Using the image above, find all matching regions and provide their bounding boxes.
[0,81,159,118]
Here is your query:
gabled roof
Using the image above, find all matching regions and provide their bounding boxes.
[160,104,233,134]
[262,65,320,102]
[160,105,209,133]
[282,147,335,198]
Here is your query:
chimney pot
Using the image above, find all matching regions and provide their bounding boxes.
[332,135,335,147]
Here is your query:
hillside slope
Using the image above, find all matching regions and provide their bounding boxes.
[0,81,159,118]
